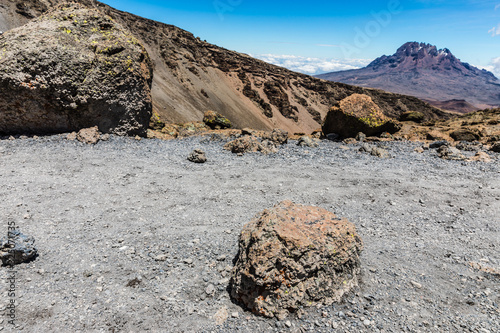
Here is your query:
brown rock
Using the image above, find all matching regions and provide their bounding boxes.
[0,4,153,136]
[76,126,100,144]
[203,111,231,130]
[322,94,401,138]
[223,136,277,155]
[230,200,363,319]
[262,129,288,145]
[468,152,491,163]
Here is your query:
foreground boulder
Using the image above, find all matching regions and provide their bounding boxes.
[0,231,38,266]
[0,4,153,136]
[230,200,363,319]
[322,94,401,138]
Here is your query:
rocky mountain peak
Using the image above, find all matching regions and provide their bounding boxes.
[367,41,468,73]
[317,42,500,111]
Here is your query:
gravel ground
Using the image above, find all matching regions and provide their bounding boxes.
[0,134,499,333]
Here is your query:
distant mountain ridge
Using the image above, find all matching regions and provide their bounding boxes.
[318,42,500,112]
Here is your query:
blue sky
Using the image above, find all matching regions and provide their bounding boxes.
[99,0,500,76]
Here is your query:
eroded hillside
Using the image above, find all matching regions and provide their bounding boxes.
[1,0,448,133]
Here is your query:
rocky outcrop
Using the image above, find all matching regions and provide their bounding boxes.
[400,111,425,123]
[230,200,363,319]
[0,230,38,266]
[322,94,401,138]
[450,129,481,142]
[203,111,231,130]
[0,4,153,136]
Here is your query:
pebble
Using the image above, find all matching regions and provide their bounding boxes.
[205,284,215,295]
[410,281,422,289]
[183,258,193,264]
[285,321,292,328]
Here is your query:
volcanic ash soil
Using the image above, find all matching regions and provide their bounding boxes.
[0,135,498,332]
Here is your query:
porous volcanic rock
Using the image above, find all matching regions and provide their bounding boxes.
[223,136,278,155]
[230,200,363,319]
[261,128,288,145]
[0,4,153,136]
[187,149,207,163]
[322,94,401,138]
[450,129,481,142]
[203,111,231,130]
[0,230,38,266]
[77,126,100,144]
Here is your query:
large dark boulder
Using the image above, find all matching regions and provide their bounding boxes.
[0,3,153,136]
[230,200,363,319]
[322,94,401,138]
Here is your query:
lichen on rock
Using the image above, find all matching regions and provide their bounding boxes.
[0,3,153,136]
[322,94,401,138]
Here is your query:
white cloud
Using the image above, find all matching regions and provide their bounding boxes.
[495,3,500,10]
[479,57,500,79]
[489,23,500,36]
[251,54,372,75]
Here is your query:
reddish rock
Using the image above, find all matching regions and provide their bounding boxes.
[230,200,363,319]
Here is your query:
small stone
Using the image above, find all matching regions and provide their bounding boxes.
[410,281,422,289]
[414,147,424,153]
[205,284,215,295]
[154,254,168,262]
[77,127,100,144]
[183,258,193,264]
[187,149,207,163]
[363,319,371,326]
[285,321,292,328]
[216,255,226,261]
[231,312,239,318]
[213,306,229,326]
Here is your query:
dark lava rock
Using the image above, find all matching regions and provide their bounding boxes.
[203,111,231,130]
[0,4,153,136]
[450,129,480,142]
[490,142,500,153]
[230,200,363,320]
[0,230,38,266]
[322,94,401,138]
[429,141,450,149]
[187,149,207,163]
[456,141,482,152]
